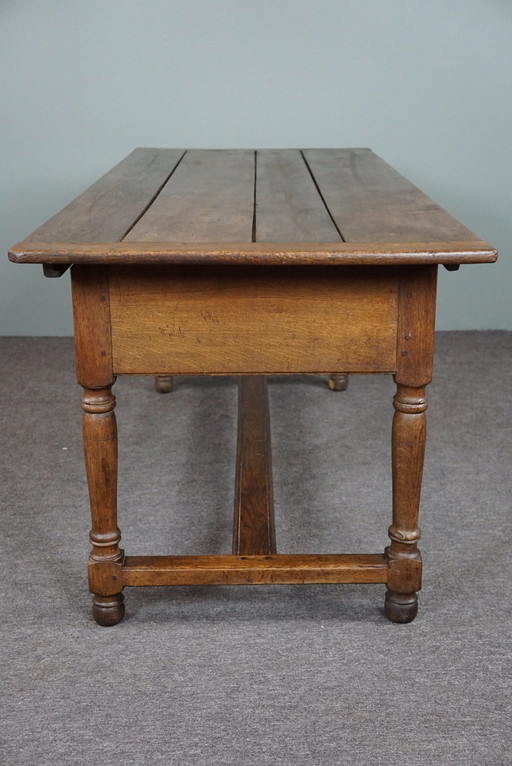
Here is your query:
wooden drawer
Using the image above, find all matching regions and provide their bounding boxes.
[109,265,398,375]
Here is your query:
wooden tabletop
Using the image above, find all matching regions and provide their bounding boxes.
[9,148,496,267]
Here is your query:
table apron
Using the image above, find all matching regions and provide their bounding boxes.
[107,265,400,375]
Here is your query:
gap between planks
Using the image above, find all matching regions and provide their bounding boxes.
[300,150,346,242]
[252,150,257,243]
[120,150,187,240]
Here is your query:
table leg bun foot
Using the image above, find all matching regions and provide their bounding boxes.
[154,375,174,393]
[92,593,125,626]
[384,590,418,624]
[328,374,349,391]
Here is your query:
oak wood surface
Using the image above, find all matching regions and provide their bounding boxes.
[122,554,389,586]
[389,387,427,555]
[25,148,184,244]
[255,149,341,242]
[43,263,70,278]
[9,147,497,624]
[124,149,255,243]
[9,148,497,266]
[81,385,125,626]
[11,239,496,266]
[233,377,276,555]
[385,384,427,623]
[395,266,438,387]
[71,265,114,388]
[302,148,481,243]
[108,265,398,375]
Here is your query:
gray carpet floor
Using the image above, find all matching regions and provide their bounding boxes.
[1,332,511,765]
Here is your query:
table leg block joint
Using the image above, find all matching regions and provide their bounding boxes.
[88,555,125,597]
[385,552,422,593]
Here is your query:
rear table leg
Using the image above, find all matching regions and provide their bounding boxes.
[154,375,174,393]
[328,374,349,391]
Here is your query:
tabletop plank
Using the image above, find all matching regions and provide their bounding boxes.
[255,149,341,242]
[124,149,255,243]
[9,148,497,266]
[24,148,184,244]
[303,148,483,244]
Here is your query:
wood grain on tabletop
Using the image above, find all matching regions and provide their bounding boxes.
[123,149,255,243]
[254,149,341,242]
[9,149,497,265]
[302,148,481,243]
[25,148,184,243]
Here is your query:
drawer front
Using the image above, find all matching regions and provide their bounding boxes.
[109,265,398,375]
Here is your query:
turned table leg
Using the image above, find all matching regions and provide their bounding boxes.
[82,385,125,626]
[71,265,126,625]
[384,384,426,623]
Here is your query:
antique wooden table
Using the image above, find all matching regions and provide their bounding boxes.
[9,148,496,625]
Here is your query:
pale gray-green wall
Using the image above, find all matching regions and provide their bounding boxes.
[2,0,511,334]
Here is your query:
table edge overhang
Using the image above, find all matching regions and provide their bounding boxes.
[8,240,498,266]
